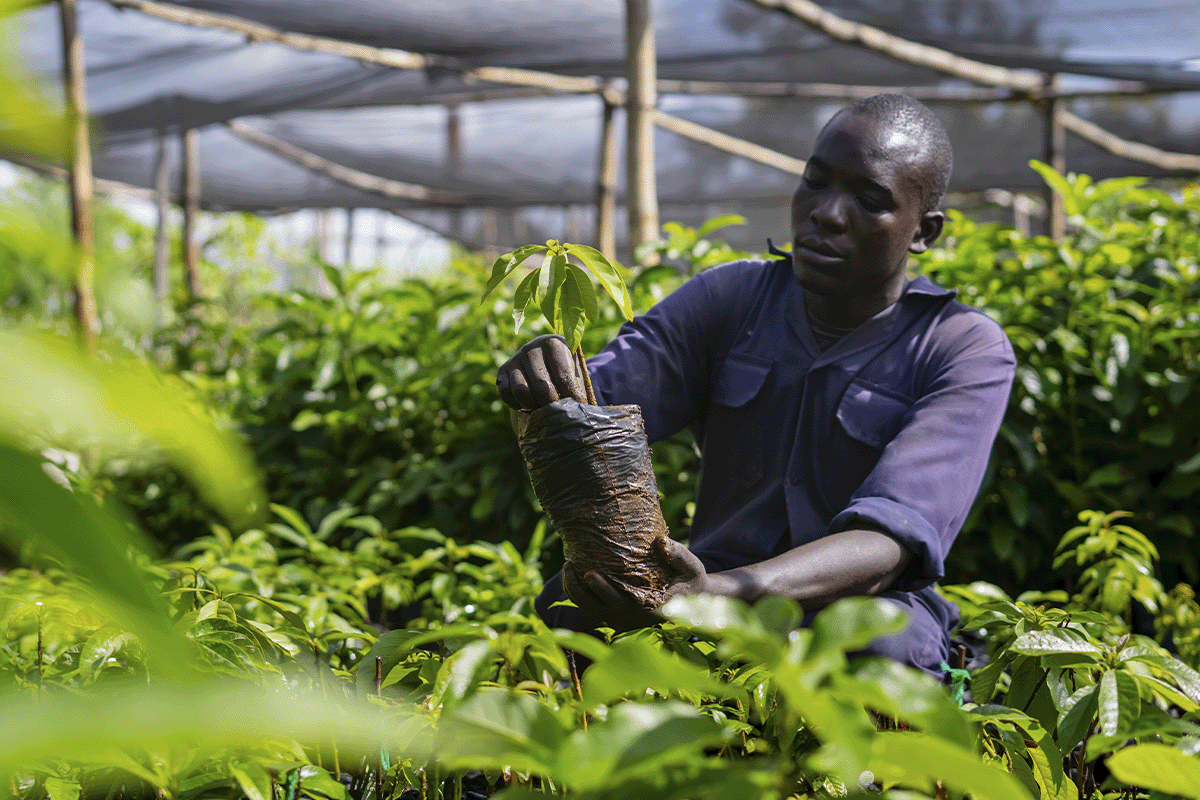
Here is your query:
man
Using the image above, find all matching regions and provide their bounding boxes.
[495,94,1015,676]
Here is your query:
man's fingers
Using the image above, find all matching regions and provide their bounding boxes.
[506,368,537,410]
[522,346,560,406]
[543,336,587,403]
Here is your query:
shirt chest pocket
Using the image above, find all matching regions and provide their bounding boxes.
[707,353,772,487]
[836,379,911,449]
[823,378,912,508]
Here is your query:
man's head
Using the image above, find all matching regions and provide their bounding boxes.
[790,94,953,314]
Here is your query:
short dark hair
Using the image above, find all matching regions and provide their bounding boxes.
[835,94,953,215]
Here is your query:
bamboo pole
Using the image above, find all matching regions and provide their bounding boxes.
[1061,111,1200,173]
[446,104,463,243]
[1042,73,1066,239]
[653,110,807,175]
[655,78,1163,102]
[343,207,355,268]
[5,153,156,200]
[58,0,97,349]
[152,131,171,322]
[624,0,659,261]
[181,127,201,299]
[595,85,619,260]
[745,0,1042,93]
[226,119,469,204]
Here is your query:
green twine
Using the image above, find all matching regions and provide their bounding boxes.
[940,660,970,706]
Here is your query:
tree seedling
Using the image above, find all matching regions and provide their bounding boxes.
[481,240,633,405]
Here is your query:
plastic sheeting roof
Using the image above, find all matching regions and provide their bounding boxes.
[8,0,1200,251]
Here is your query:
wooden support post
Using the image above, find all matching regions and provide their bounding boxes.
[624,0,659,262]
[446,103,464,245]
[181,127,201,299]
[58,0,97,349]
[595,86,619,260]
[343,207,355,269]
[153,131,171,322]
[1042,73,1066,240]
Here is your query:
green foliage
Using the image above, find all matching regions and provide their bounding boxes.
[918,167,1200,589]
[482,239,633,352]
[952,512,1200,800]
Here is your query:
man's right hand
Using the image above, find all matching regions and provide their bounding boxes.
[495,334,588,410]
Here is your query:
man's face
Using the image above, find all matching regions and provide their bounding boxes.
[790,110,939,301]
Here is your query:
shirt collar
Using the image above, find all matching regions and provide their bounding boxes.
[772,242,956,366]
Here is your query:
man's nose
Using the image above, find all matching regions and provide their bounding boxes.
[810,191,849,232]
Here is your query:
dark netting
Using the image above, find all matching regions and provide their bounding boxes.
[5,0,1199,252]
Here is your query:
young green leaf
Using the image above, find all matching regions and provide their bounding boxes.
[539,252,567,333]
[512,267,542,333]
[564,264,600,324]
[484,244,547,299]
[558,268,590,352]
[564,242,633,320]
[1107,744,1200,800]
[694,213,746,239]
[1029,160,1080,218]
[1098,669,1141,737]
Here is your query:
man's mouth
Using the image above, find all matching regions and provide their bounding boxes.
[795,238,844,264]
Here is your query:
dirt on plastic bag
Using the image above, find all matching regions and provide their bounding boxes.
[516,398,674,611]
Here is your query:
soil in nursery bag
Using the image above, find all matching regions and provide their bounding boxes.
[517,398,674,611]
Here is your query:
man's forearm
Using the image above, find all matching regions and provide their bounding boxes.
[702,528,913,610]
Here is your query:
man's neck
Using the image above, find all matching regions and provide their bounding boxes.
[804,275,909,331]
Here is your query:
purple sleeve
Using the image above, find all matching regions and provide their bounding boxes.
[830,314,1016,590]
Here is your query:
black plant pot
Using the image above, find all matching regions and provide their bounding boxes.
[516,398,673,611]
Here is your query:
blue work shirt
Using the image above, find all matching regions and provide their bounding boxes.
[577,253,1016,671]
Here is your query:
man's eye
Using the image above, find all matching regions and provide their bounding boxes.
[802,175,826,189]
[858,196,884,212]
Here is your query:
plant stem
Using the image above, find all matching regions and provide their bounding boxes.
[575,347,596,405]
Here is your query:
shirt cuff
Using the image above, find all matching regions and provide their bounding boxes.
[829,497,944,591]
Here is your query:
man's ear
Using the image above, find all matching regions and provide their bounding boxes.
[909,210,944,254]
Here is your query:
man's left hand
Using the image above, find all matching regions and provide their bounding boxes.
[576,538,709,631]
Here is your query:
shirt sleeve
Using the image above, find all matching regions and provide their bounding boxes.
[586,262,750,443]
[829,311,1016,591]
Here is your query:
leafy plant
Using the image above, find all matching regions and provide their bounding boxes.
[919,165,1200,589]
[481,239,634,404]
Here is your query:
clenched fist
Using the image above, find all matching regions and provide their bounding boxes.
[495,334,588,410]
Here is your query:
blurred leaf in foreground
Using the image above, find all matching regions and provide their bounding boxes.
[0,330,265,528]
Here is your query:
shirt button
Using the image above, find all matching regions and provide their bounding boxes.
[788,468,801,485]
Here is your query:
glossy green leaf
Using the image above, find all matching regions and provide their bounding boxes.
[557,265,589,352]
[438,688,566,775]
[230,761,273,800]
[564,242,633,320]
[511,267,541,333]
[1029,161,1079,217]
[581,637,744,706]
[538,252,566,332]
[355,629,423,698]
[554,701,728,790]
[1107,744,1200,799]
[483,244,546,298]
[1056,684,1099,753]
[431,638,495,712]
[810,596,909,656]
[873,732,1033,800]
[1009,628,1102,657]
[564,263,600,324]
[1098,669,1140,737]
